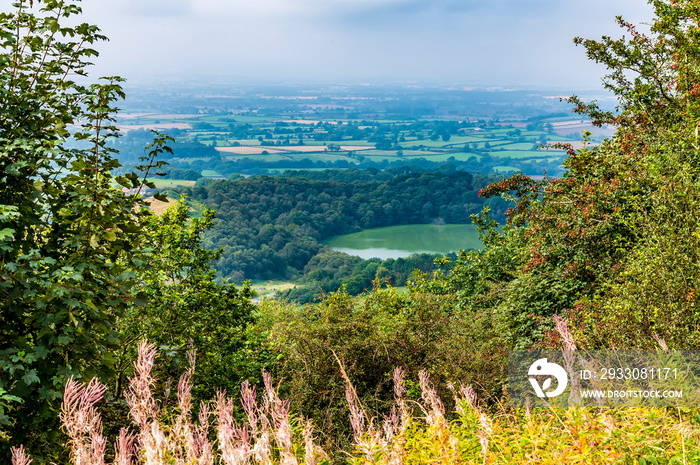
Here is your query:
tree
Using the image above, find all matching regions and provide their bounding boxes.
[115,197,269,406]
[560,0,700,349]
[0,1,165,459]
[474,0,700,350]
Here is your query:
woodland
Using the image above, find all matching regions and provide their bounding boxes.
[184,168,509,283]
[4,0,700,464]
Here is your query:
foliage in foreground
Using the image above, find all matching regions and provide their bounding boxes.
[116,197,269,406]
[257,285,506,455]
[0,2,260,459]
[10,342,700,465]
[0,0,170,453]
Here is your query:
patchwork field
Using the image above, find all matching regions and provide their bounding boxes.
[114,105,598,178]
[274,145,331,152]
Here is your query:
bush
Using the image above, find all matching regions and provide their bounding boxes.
[258,286,508,456]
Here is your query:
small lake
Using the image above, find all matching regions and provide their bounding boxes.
[322,224,482,260]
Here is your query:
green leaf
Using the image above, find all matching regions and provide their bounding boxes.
[21,370,40,386]
[0,227,14,240]
[153,192,168,202]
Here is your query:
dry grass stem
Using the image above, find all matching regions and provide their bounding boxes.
[418,369,445,428]
[653,333,670,351]
[215,391,249,465]
[60,378,108,465]
[114,428,137,465]
[264,372,297,465]
[125,341,159,430]
[10,445,32,465]
[553,314,581,406]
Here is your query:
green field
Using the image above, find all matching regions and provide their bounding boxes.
[498,142,536,150]
[493,166,519,172]
[493,150,560,159]
[405,152,476,162]
[225,154,291,162]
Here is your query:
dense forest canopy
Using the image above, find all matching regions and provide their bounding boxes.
[184,166,511,282]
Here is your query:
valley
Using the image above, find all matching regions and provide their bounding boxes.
[110,82,611,302]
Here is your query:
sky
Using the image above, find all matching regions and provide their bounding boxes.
[42,0,656,89]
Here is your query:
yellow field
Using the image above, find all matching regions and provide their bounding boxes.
[339,145,373,151]
[216,146,284,154]
[118,123,192,132]
[274,145,371,153]
[143,196,177,215]
[276,145,329,152]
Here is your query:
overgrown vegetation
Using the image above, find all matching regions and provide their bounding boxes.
[4,0,700,463]
[10,342,700,465]
[281,250,453,303]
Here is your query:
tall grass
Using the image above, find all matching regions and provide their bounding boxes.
[10,339,700,464]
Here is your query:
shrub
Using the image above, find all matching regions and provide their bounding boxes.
[258,285,508,457]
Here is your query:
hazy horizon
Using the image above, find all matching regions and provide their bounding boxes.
[59,0,655,90]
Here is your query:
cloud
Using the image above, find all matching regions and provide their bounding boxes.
[320,0,556,24]
[191,0,310,18]
[125,0,192,17]
[69,0,655,87]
